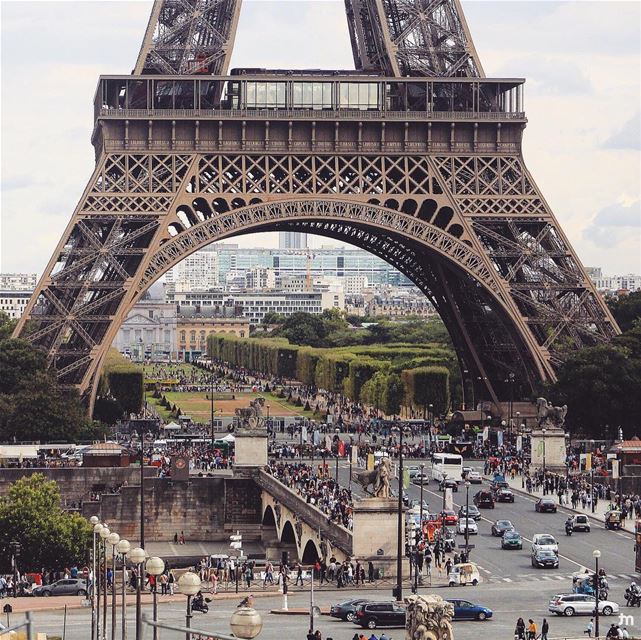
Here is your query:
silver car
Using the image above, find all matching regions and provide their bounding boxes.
[548,594,619,617]
[32,578,89,597]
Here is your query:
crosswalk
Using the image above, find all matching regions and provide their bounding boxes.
[476,566,638,585]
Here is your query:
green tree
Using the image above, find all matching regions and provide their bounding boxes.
[608,291,641,332]
[360,371,387,411]
[382,372,404,417]
[0,312,16,341]
[0,474,91,572]
[0,338,47,394]
[401,366,450,417]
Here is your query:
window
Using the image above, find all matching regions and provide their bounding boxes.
[245,82,287,109]
[148,310,154,319]
[338,82,379,110]
[292,82,332,109]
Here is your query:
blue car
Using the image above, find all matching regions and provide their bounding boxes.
[446,599,493,621]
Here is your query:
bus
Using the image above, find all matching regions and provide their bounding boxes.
[431,452,464,483]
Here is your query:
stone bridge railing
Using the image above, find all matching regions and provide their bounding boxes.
[255,469,353,555]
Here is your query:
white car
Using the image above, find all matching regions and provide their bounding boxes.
[467,471,482,484]
[457,517,478,535]
[548,594,619,617]
[532,534,559,555]
[413,473,430,485]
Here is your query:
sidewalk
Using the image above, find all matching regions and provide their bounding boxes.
[493,473,635,534]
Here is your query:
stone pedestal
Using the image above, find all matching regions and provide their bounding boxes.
[352,497,407,578]
[234,429,268,468]
[531,428,567,471]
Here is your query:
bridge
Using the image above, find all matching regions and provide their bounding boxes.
[255,468,353,564]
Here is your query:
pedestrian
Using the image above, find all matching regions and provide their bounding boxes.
[585,618,594,638]
[541,618,549,640]
[295,562,304,586]
[368,561,374,582]
[515,617,526,640]
[306,629,315,640]
[527,619,537,640]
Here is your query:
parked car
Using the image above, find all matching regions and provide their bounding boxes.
[440,478,459,492]
[535,497,558,513]
[571,514,591,532]
[501,531,523,550]
[32,578,88,597]
[491,520,515,537]
[473,490,495,509]
[532,548,560,569]
[446,599,493,621]
[330,598,372,622]
[457,518,478,535]
[548,594,619,617]
[496,488,515,503]
[532,534,559,554]
[354,602,406,629]
[467,471,482,484]
[458,505,481,521]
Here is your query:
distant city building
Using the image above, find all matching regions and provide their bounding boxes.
[350,286,437,319]
[177,314,250,361]
[585,267,602,280]
[0,290,32,319]
[112,300,177,361]
[245,267,276,290]
[591,272,641,294]
[0,273,37,290]
[168,289,343,323]
[279,232,308,249]
[165,248,219,293]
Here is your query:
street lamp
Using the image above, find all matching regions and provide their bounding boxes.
[116,539,130,640]
[428,404,434,428]
[127,547,146,640]
[593,549,601,638]
[419,463,425,550]
[210,352,216,450]
[395,421,404,602]
[464,480,471,560]
[92,522,103,640]
[178,571,201,640]
[542,428,547,472]
[107,532,121,640]
[146,557,165,640]
[230,607,263,639]
[99,527,111,640]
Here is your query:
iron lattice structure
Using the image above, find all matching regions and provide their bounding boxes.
[16,0,619,410]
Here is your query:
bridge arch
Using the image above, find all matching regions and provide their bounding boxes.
[281,520,297,546]
[301,539,321,564]
[125,198,550,405]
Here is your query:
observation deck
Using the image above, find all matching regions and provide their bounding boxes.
[92,71,527,156]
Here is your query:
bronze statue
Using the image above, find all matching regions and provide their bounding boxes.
[536,397,568,429]
[353,457,392,498]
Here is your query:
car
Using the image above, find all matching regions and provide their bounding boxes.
[535,497,557,513]
[532,534,559,555]
[446,599,493,621]
[440,478,459,492]
[532,548,560,568]
[548,594,619,617]
[467,471,482,484]
[330,598,371,622]
[412,473,430,485]
[32,578,89,597]
[354,602,406,629]
[501,531,523,549]
[496,488,515,503]
[457,518,478,535]
[491,520,515,537]
[473,490,495,509]
[458,505,481,521]
[462,466,473,479]
[408,466,421,479]
[439,510,459,526]
[489,479,510,492]
[572,514,591,532]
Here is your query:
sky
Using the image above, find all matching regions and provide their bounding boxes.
[1,0,640,277]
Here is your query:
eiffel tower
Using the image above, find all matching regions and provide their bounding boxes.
[15,0,619,411]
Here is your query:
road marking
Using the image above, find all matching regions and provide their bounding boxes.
[503,577,513,582]
[619,574,632,579]
[555,576,565,580]
[540,576,553,581]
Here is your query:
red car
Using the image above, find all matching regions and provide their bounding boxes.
[439,510,459,526]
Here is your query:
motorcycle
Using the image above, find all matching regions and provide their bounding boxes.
[191,598,211,613]
[625,588,641,607]
[565,524,573,536]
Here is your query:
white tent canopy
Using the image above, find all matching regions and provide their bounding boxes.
[163,422,181,431]
[221,434,235,443]
[0,445,39,460]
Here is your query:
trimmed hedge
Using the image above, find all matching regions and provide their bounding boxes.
[401,366,450,416]
[99,349,144,415]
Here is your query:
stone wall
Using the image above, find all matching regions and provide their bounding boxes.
[89,477,263,542]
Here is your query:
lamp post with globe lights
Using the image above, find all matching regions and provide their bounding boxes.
[146,557,165,640]
[116,539,130,640]
[99,527,111,640]
[230,606,264,639]
[127,547,146,640]
[107,532,120,640]
[178,571,201,640]
[593,549,601,638]
[90,518,100,640]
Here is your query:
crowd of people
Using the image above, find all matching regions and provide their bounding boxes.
[266,460,354,530]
